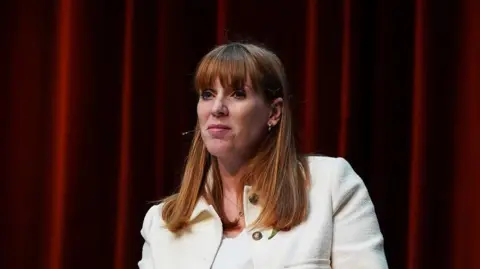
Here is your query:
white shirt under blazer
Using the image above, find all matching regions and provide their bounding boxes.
[138,156,389,269]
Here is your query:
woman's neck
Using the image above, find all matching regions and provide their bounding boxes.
[217,157,247,195]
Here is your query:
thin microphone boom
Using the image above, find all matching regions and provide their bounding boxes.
[182,130,195,136]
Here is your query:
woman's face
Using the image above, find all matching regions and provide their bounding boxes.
[197,77,272,160]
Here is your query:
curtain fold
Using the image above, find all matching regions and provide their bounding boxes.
[1,0,478,268]
[407,0,426,267]
[453,0,480,268]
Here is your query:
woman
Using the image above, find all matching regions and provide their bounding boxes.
[138,42,388,269]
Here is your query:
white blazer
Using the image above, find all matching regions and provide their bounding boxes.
[138,156,388,269]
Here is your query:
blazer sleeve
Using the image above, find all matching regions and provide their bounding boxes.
[138,205,159,269]
[330,158,388,269]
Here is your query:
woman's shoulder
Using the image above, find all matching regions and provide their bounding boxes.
[305,154,354,179]
[140,203,165,238]
[305,154,374,214]
[305,155,368,195]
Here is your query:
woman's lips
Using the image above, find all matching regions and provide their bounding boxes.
[207,125,231,138]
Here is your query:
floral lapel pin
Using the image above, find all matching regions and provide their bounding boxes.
[268,229,279,240]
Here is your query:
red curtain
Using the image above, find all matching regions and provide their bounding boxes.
[1,0,479,268]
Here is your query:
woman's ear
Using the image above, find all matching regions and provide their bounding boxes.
[268,97,283,126]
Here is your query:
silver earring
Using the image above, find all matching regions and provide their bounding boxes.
[268,123,272,132]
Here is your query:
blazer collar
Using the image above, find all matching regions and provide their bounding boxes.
[243,185,262,227]
[189,186,263,227]
[189,167,263,226]
[190,197,213,221]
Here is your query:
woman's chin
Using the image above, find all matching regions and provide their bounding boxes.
[205,143,232,158]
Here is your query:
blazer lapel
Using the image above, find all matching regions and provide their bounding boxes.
[152,197,223,269]
[243,186,274,235]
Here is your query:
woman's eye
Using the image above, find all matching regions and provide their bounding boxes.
[200,90,214,100]
[232,89,247,99]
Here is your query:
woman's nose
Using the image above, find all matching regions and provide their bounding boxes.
[211,97,228,117]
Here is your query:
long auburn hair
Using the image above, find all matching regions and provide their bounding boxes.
[161,42,310,233]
